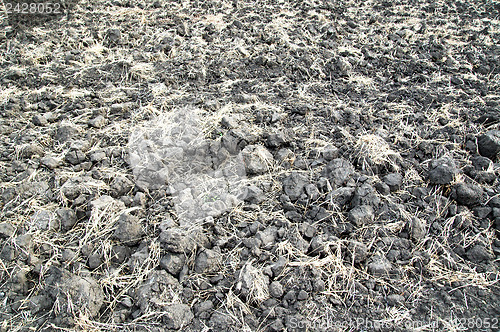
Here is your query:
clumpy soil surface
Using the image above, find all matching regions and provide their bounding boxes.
[1,0,500,331]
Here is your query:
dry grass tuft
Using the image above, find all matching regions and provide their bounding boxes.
[354,134,401,172]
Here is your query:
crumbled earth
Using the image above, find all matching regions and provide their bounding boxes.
[0,0,499,331]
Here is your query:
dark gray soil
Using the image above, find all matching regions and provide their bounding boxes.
[0,0,499,331]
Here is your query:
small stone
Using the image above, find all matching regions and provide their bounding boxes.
[106,28,121,45]
[236,263,270,299]
[322,158,354,187]
[88,115,106,128]
[383,173,402,192]
[0,222,15,238]
[256,227,277,248]
[269,318,284,332]
[337,57,352,75]
[428,158,459,185]
[134,270,181,313]
[471,156,493,171]
[45,267,104,318]
[282,172,308,201]
[55,208,77,230]
[160,227,206,254]
[290,105,308,115]
[11,160,26,172]
[111,245,131,264]
[194,249,221,273]
[90,151,107,162]
[283,290,296,302]
[128,246,149,271]
[293,157,308,169]
[221,116,238,129]
[159,216,176,232]
[476,112,500,126]
[270,257,287,277]
[0,245,15,261]
[454,182,484,206]
[269,281,284,298]
[28,294,53,314]
[346,240,368,263]
[474,171,496,184]
[21,143,45,158]
[163,304,194,330]
[466,245,493,263]
[304,184,320,200]
[110,102,134,113]
[351,183,380,207]
[276,148,294,162]
[473,206,492,219]
[314,279,325,292]
[327,187,355,208]
[40,156,62,169]
[346,20,358,29]
[489,196,500,208]
[120,196,132,207]
[55,126,78,143]
[195,300,214,314]
[309,235,328,256]
[133,192,147,207]
[32,115,48,126]
[450,76,463,85]
[113,213,144,246]
[302,224,317,238]
[242,145,274,175]
[160,253,186,276]
[44,112,57,123]
[478,130,500,160]
[321,145,339,161]
[387,294,404,306]
[265,131,289,148]
[412,251,430,271]
[121,297,133,308]
[111,176,134,196]
[374,181,390,195]
[288,230,309,254]
[9,268,28,294]
[65,149,86,165]
[297,290,309,301]
[88,254,102,269]
[239,185,265,204]
[410,217,426,242]
[221,129,247,154]
[30,210,57,231]
[75,161,93,171]
[70,139,91,152]
[348,205,374,226]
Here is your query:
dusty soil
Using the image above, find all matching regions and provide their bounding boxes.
[0,0,499,331]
